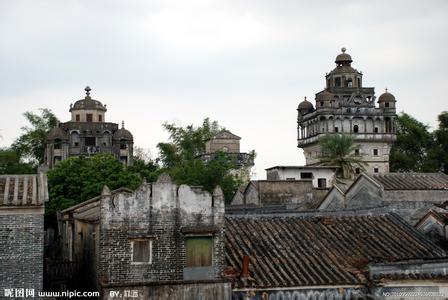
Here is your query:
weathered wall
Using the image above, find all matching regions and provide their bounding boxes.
[232,287,367,300]
[0,212,44,294]
[384,190,448,203]
[98,174,225,286]
[102,281,231,300]
[206,138,240,154]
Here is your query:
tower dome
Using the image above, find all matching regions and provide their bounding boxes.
[69,87,107,122]
[378,89,396,103]
[335,47,353,65]
[113,121,134,141]
[298,97,314,115]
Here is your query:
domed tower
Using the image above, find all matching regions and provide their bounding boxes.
[45,87,134,168]
[297,48,397,175]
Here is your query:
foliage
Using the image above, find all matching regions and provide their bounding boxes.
[431,111,448,174]
[46,154,142,215]
[157,118,244,203]
[389,113,437,172]
[157,118,222,167]
[319,134,366,179]
[0,148,36,174]
[11,108,59,166]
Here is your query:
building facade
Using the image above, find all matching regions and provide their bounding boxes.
[45,86,134,168]
[0,173,48,297]
[201,130,254,183]
[297,48,397,174]
[59,173,230,299]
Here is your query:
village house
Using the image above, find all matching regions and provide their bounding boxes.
[319,172,448,224]
[0,172,48,296]
[59,173,231,299]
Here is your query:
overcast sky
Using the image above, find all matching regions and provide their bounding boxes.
[1,0,447,178]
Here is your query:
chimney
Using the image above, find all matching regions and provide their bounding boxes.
[241,255,250,277]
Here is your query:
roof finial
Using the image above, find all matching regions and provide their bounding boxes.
[85,86,91,97]
[304,96,307,101]
[122,120,125,129]
[385,87,388,93]
[341,47,346,53]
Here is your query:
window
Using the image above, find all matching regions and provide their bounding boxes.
[334,126,339,133]
[186,237,213,267]
[385,102,390,108]
[76,114,80,122]
[320,101,324,107]
[54,139,62,149]
[374,167,379,173]
[86,114,93,122]
[355,168,360,174]
[373,149,378,156]
[317,178,326,188]
[355,149,360,156]
[357,78,361,87]
[300,172,313,179]
[98,115,102,122]
[353,125,359,133]
[335,77,341,87]
[85,137,96,146]
[374,127,379,133]
[120,139,127,149]
[131,239,152,264]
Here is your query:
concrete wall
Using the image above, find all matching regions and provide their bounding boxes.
[98,174,226,286]
[0,211,44,294]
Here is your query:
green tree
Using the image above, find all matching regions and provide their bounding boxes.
[430,111,448,174]
[389,113,436,172]
[46,154,142,215]
[11,108,59,166]
[157,118,244,203]
[319,134,366,179]
[0,148,35,174]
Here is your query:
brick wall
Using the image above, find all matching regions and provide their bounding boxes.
[0,213,44,293]
[97,174,226,286]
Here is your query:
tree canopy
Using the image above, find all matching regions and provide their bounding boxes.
[11,108,59,166]
[46,154,142,215]
[389,113,438,173]
[157,118,246,203]
[319,134,365,179]
[0,148,36,174]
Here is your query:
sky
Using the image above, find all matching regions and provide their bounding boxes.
[1,0,447,179]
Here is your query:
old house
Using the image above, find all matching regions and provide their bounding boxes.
[319,172,448,224]
[265,165,337,188]
[224,211,448,299]
[60,173,231,299]
[45,86,134,168]
[228,180,327,212]
[0,173,48,295]
[415,202,448,248]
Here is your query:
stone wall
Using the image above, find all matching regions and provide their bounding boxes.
[98,174,226,286]
[0,212,44,294]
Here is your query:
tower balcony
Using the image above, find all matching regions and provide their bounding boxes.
[200,152,254,167]
[297,132,396,147]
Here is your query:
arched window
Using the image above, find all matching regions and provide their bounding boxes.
[120,139,128,150]
[353,125,359,133]
[54,139,62,149]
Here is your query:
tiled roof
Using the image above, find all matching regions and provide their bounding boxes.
[372,173,448,191]
[0,175,46,207]
[224,213,445,288]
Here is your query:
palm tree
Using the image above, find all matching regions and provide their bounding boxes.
[319,134,366,179]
